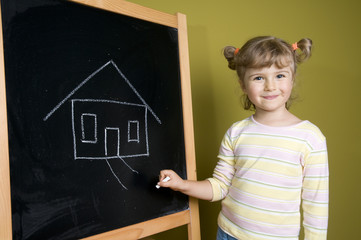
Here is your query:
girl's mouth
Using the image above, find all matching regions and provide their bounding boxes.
[263,95,278,100]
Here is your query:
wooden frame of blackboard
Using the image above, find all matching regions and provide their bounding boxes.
[0,0,200,239]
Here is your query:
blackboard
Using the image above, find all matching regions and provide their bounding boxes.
[0,0,200,239]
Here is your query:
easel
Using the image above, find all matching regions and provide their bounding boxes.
[0,0,200,239]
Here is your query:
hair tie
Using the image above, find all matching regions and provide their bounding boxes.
[234,48,240,56]
[292,42,298,51]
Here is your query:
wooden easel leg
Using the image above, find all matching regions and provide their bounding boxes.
[188,197,201,240]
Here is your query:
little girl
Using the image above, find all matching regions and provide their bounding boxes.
[158,36,329,240]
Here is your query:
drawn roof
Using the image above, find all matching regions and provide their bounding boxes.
[43,60,161,124]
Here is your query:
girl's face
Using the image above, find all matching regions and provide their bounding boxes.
[242,64,294,114]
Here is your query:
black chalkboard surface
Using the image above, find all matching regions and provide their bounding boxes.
[1,0,190,239]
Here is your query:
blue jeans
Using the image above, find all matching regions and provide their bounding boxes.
[216,227,237,240]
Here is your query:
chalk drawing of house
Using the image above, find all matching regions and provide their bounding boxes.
[43,60,161,189]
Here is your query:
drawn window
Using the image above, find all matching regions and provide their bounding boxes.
[128,120,139,143]
[81,113,97,143]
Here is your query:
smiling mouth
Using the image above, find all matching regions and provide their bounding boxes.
[263,95,278,100]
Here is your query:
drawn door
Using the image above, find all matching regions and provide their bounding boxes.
[105,127,120,157]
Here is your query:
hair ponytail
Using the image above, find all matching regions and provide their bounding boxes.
[223,46,238,70]
[294,38,313,63]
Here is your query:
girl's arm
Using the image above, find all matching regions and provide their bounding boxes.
[157,169,213,201]
[302,140,329,239]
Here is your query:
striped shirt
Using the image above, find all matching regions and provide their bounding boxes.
[208,116,328,240]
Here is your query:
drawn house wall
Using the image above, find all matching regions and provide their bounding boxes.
[72,99,149,160]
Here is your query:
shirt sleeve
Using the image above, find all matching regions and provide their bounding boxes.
[208,129,236,202]
[302,140,329,240]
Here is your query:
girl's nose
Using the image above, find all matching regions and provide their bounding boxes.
[264,79,276,91]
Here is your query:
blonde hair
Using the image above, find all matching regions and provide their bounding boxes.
[224,36,312,110]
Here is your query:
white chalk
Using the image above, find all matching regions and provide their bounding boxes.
[156,176,171,189]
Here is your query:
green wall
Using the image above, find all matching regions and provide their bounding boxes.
[129,1,361,239]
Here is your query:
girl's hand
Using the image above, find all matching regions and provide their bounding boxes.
[157,169,185,192]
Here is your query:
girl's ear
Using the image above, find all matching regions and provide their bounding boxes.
[292,75,296,86]
[241,83,247,94]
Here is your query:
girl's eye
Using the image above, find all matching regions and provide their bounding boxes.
[276,74,285,79]
[254,76,263,81]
